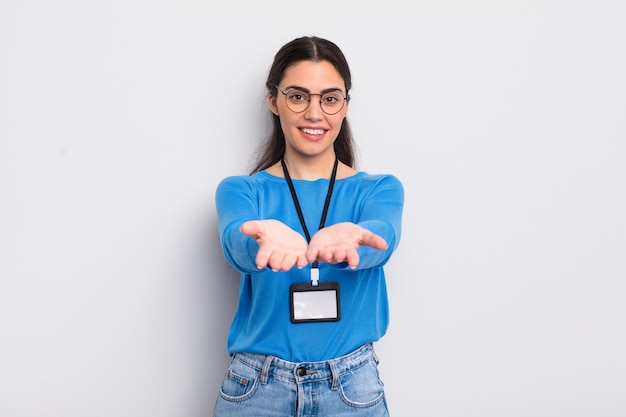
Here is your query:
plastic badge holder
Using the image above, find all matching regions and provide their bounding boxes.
[290,282,340,323]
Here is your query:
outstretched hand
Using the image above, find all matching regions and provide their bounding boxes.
[306,222,388,269]
[240,220,309,272]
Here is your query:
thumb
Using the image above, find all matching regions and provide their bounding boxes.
[362,232,388,250]
[240,221,261,238]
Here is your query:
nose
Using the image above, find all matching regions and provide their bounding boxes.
[304,97,324,121]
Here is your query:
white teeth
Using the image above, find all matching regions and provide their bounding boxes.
[302,128,324,135]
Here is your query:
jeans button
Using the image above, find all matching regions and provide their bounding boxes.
[297,367,306,377]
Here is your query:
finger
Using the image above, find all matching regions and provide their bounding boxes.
[331,248,348,264]
[280,253,298,272]
[267,252,286,272]
[255,249,270,269]
[305,247,320,264]
[345,249,360,269]
[296,255,309,269]
[318,249,335,263]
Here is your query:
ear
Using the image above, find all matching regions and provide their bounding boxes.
[268,94,279,116]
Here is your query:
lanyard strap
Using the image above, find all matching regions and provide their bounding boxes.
[281,157,338,286]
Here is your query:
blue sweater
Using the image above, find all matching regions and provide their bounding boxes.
[215,170,404,362]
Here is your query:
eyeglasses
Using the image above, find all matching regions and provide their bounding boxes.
[274,85,348,115]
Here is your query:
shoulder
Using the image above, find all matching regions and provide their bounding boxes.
[345,172,404,203]
[216,172,280,194]
[346,172,404,189]
[218,171,282,186]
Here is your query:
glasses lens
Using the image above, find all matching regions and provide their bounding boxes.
[320,91,345,114]
[285,90,310,113]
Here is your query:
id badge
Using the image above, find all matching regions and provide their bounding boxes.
[290,282,340,323]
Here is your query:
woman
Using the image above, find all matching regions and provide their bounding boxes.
[214,36,404,417]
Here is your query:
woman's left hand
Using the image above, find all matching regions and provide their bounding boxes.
[306,222,388,269]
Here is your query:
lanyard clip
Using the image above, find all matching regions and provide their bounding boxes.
[310,267,319,287]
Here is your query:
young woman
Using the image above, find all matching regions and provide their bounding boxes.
[213,36,404,417]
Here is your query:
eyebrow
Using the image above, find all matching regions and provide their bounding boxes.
[283,85,345,94]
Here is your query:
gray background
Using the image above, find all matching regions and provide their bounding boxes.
[1,1,624,416]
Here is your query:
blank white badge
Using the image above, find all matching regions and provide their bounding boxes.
[290,282,340,323]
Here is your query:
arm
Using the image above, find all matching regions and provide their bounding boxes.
[306,175,404,270]
[215,176,308,273]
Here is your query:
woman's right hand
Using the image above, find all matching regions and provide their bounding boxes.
[240,220,309,272]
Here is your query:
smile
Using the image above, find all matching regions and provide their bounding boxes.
[301,128,325,136]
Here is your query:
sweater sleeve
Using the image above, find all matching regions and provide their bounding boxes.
[215,176,260,273]
[353,174,404,270]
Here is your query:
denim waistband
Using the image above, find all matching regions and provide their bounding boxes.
[232,343,378,388]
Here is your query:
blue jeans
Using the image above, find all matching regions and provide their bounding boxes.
[213,343,389,417]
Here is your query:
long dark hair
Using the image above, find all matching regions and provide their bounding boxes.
[249,36,356,174]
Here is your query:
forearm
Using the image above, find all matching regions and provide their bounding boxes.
[220,222,260,273]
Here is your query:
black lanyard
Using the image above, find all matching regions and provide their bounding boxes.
[281,157,338,284]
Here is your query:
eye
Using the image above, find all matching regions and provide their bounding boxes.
[287,90,309,103]
[322,92,343,106]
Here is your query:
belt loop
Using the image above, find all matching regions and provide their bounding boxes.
[370,343,380,365]
[329,360,340,390]
[259,355,273,385]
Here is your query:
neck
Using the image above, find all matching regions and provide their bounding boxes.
[282,154,338,180]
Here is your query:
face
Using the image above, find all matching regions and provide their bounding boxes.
[269,60,349,161]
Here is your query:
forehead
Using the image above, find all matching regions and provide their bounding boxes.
[281,60,345,90]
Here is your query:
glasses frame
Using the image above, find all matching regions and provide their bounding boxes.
[274,85,348,115]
